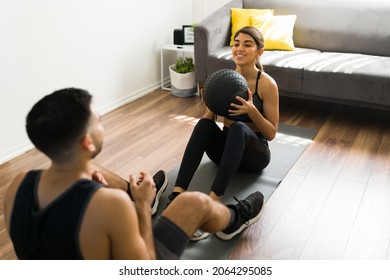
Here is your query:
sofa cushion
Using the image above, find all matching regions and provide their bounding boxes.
[262,48,320,93]
[302,52,390,106]
[207,47,321,94]
[230,8,274,46]
[251,15,297,51]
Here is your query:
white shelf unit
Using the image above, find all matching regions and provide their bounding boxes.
[160,44,195,91]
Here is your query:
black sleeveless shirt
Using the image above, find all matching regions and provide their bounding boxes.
[226,70,264,122]
[10,170,101,260]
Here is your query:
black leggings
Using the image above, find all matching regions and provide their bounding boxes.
[175,118,271,196]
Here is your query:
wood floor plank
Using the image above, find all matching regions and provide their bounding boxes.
[289,115,358,178]
[342,130,390,259]
[0,215,16,260]
[342,166,390,259]
[94,89,203,178]
[299,178,367,259]
[254,168,338,259]
[338,121,382,184]
[229,172,306,259]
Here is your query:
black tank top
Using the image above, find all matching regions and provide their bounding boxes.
[10,170,101,260]
[226,70,264,122]
[252,70,264,114]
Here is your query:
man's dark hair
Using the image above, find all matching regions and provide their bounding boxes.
[26,88,92,161]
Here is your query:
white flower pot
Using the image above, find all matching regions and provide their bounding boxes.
[169,64,197,97]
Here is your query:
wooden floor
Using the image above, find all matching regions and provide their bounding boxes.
[1,89,389,260]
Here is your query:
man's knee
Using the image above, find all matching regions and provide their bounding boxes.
[173,192,212,214]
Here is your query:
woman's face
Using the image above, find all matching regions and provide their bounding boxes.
[232,33,260,67]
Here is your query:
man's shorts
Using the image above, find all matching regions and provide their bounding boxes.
[153,215,189,260]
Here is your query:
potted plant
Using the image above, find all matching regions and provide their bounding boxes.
[169,57,196,97]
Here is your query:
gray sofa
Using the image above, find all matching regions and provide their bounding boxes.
[194,0,390,110]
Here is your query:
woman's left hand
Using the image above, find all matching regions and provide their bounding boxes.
[228,88,254,117]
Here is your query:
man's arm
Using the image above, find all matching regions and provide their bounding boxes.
[85,187,155,260]
[93,168,157,259]
[91,163,130,193]
[108,190,155,259]
[129,171,157,260]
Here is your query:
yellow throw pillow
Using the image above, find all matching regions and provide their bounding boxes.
[251,15,297,51]
[230,8,274,46]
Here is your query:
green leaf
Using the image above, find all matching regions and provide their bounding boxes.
[174,57,194,74]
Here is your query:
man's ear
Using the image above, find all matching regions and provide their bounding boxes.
[81,133,96,153]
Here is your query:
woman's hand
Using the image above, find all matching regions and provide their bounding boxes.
[228,88,255,117]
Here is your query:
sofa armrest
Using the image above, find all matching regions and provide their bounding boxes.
[194,0,243,83]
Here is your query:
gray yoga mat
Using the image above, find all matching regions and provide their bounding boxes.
[153,123,317,260]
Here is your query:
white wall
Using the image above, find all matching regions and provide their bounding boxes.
[192,0,231,23]
[0,0,193,164]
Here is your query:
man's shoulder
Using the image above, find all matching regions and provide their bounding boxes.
[90,187,132,212]
[83,186,135,232]
[94,186,129,200]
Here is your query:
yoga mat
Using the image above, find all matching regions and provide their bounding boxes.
[153,123,317,260]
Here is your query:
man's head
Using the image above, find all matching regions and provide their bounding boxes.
[26,88,104,163]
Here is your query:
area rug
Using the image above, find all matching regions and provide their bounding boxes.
[153,123,317,260]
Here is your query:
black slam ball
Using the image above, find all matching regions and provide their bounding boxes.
[203,69,250,121]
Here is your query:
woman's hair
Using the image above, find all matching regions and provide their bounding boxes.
[234,26,265,71]
[26,88,92,162]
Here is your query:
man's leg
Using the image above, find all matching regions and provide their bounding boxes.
[153,191,264,258]
[91,163,128,192]
[152,192,231,259]
[162,192,231,237]
[92,164,168,215]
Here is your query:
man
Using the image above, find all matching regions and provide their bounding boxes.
[4,88,264,259]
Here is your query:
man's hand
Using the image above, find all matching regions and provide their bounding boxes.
[92,171,109,187]
[129,171,156,208]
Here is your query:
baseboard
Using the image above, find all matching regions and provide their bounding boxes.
[98,83,160,116]
[0,143,34,166]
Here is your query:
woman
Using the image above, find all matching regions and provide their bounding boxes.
[167,26,279,240]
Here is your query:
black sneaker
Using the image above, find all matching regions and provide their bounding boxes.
[216,191,264,240]
[165,191,181,208]
[151,170,168,216]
